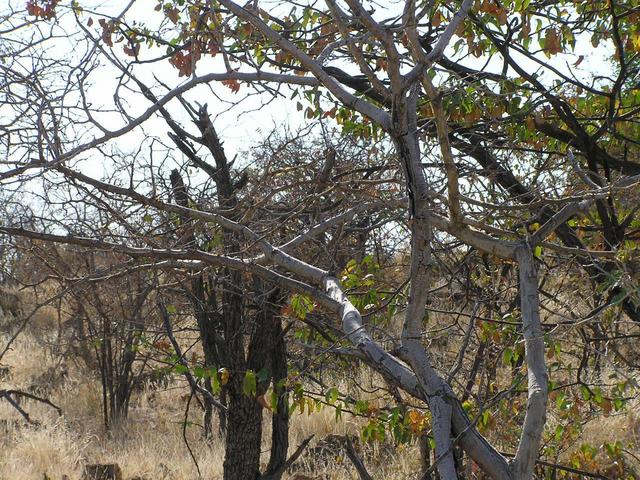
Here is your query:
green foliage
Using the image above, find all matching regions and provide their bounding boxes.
[243,370,257,397]
[290,294,315,320]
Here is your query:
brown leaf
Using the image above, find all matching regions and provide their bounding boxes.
[544,28,562,55]
[165,7,180,24]
[123,43,139,57]
[99,19,114,47]
[496,8,508,25]
[222,78,241,93]
[257,394,271,410]
[432,11,443,27]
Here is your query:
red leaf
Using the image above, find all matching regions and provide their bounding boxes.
[99,18,114,47]
[26,0,58,20]
[222,78,240,93]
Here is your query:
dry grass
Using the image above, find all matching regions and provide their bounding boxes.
[0,319,421,480]
[2,302,639,479]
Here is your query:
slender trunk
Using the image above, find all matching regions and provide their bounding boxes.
[419,431,432,479]
[264,319,289,478]
[193,277,225,437]
[461,339,486,403]
[511,246,548,478]
[402,215,457,480]
[393,100,457,478]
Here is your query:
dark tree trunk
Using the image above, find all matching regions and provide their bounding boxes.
[168,109,290,479]
[223,376,264,480]
[170,169,227,437]
[221,266,253,480]
[264,318,289,478]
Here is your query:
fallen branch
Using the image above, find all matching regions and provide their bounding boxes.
[344,436,374,480]
[0,389,62,424]
[261,434,315,480]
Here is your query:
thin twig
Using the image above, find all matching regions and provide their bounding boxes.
[183,388,202,479]
[157,300,226,413]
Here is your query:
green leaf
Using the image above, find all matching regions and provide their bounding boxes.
[211,369,221,394]
[593,387,603,404]
[502,347,513,365]
[243,370,257,397]
[325,387,338,404]
[355,400,369,415]
[290,294,314,319]
[580,385,591,401]
[335,402,342,421]
[613,397,624,411]
[480,410,491,427]
[270,390,279,411]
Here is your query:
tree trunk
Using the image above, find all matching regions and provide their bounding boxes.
[170,169,227,437]
[264,318,289,479]
[511,246,548,478]
[223,377,263,480]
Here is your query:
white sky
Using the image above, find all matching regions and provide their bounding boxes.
[1,0,617,182]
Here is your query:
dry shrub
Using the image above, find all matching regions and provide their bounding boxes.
[0,420,84,480]
[29,304,59,334]
[0,286,21,317]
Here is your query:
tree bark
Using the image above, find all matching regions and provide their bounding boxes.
[223,377,263,480]
[264,318,289,479]
[510,245,548,478]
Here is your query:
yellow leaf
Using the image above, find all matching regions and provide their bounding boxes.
[218,367,229,385]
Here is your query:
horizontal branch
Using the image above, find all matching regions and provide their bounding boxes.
[0,226,337,310]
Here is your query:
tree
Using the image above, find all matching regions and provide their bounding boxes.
[1,0,639,479]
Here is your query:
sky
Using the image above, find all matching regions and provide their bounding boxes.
[0,0,617,186]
